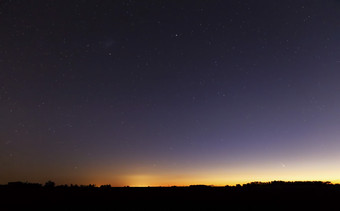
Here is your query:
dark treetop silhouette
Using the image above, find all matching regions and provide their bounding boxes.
[1,180,340,210]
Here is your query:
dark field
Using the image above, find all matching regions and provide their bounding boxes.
[1,181,339,210]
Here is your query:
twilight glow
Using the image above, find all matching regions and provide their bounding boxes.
[1,0,340,186]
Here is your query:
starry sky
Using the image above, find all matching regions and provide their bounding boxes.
[1,0,340,186]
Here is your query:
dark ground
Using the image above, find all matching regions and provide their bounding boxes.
[1,181,339,210]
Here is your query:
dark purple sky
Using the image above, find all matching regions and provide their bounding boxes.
[1,0,340,186]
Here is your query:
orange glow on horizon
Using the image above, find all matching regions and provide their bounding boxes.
[89,171,340,187]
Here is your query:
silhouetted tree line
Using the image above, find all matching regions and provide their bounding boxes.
[241,180,332,187]
[3,181,99,189]
[1,180,337,190]
[1,180,340,209]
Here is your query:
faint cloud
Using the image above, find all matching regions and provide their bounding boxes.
[103,39,116,49]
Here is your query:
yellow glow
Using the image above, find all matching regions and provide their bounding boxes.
[113,164,340,187]
[67,152,340,187]
[125,174,158,187]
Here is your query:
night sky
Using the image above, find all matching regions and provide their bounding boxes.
[1,0,340,186]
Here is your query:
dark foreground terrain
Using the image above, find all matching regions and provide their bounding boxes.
[1,181,339,210]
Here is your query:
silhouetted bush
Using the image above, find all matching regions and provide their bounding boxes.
[8,181,42,188]
[189,185,211,188]
[100,184,111,189]
[44,180,55,188]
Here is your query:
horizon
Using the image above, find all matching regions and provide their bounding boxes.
[2,179,338,188]
[2,1,340,187]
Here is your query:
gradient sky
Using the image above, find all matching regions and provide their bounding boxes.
[1,0,340,186]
